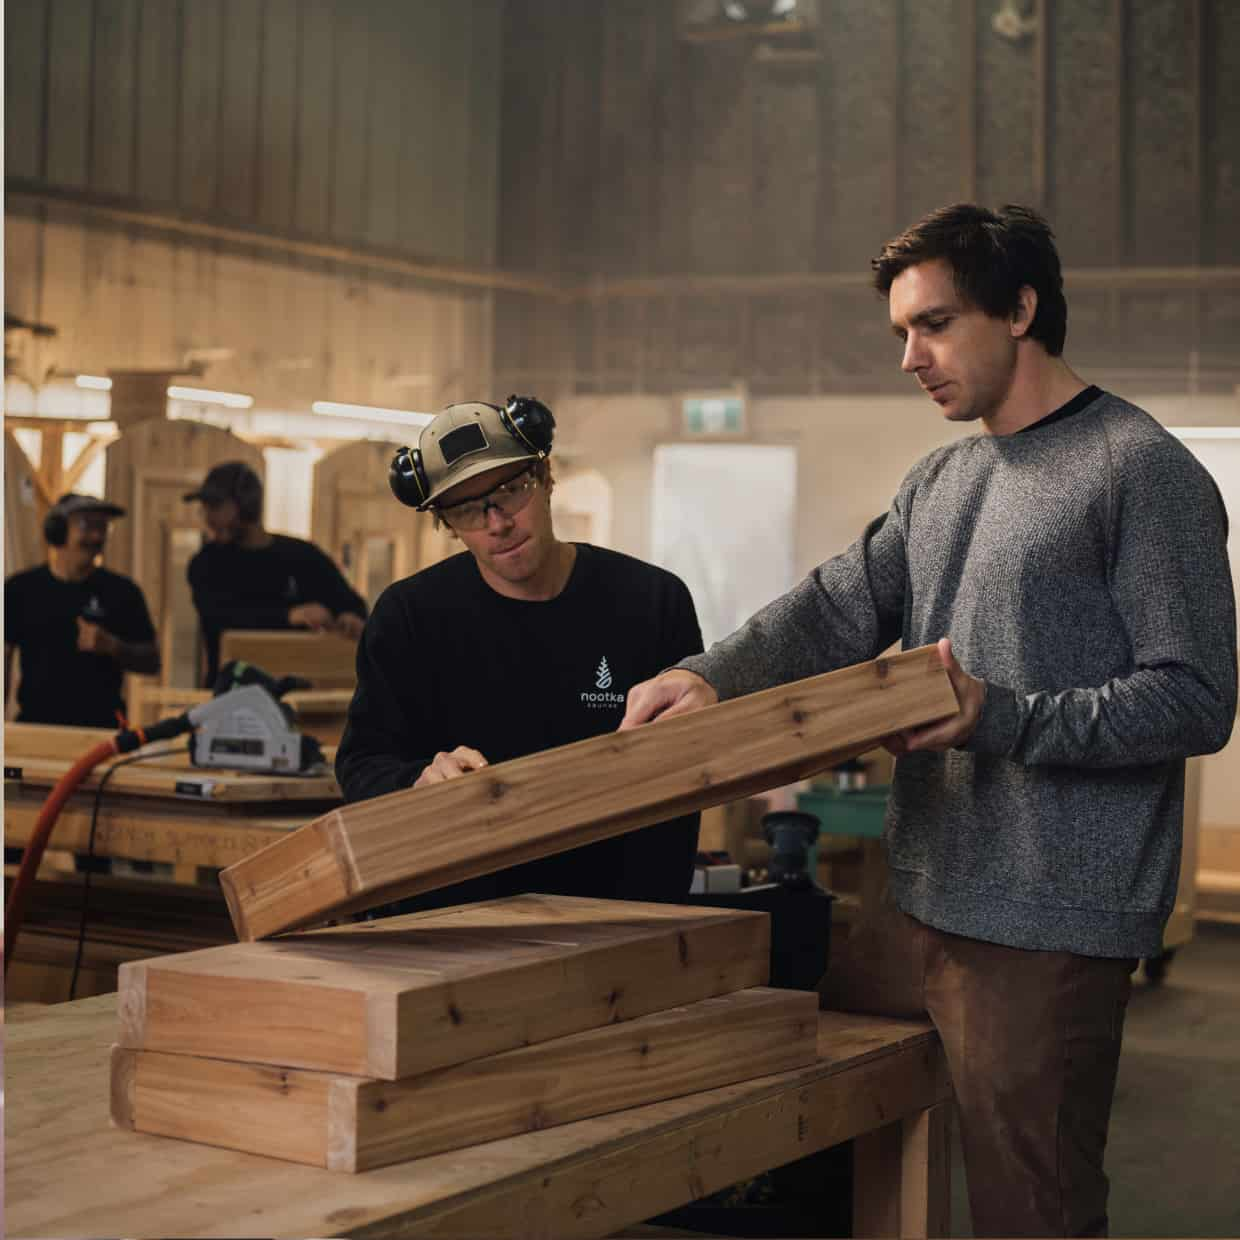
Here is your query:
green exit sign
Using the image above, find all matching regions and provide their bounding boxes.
[682,395,745,435]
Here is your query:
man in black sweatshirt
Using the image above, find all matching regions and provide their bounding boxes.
[336,396,703,907]
[184,461,367,685]
[622,205,1236,1237]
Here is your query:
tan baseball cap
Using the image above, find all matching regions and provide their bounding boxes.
[416,402,542,507]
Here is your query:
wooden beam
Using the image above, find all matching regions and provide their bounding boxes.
[117,895,770,1078]
[221,647,957,940]
[112,987,816,1172]
[6,181,574,301]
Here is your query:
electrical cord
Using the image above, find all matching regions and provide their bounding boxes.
[67,746,183,1001]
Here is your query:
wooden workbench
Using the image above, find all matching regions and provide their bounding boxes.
[4,722,340,874]
[3,722,341,999]
[5,995,951,1239]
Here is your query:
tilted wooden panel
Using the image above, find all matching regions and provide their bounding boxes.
[111,986,817,1172]
[220,646,956,939]
[117,895,770,1079]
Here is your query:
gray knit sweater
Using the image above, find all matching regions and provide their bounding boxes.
[681,389,1237,958]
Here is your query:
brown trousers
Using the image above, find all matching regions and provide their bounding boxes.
[819,895,1136,1238]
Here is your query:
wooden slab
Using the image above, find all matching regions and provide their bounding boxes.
[221,646,956,939]
[117,894,770,1078]
[219,629,358,688]
[111,987,818,1172]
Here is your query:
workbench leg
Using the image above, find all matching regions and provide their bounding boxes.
[853,1101,951,1238]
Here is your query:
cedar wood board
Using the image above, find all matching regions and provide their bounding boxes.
[117,894,770,1078]
[221,646,956,939]
[111,986,818,1173]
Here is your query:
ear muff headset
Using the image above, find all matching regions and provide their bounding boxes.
[43,510,69,547]
[498,393,555,457]
[389,395,556,511]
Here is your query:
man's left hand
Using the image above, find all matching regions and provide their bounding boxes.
[335,612,365,641]
[76,617,120,659]
[885,636,985,755]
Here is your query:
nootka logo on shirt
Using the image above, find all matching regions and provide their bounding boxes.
[81,595,106,621]
[581,655,624,709]
[283,575,299,600]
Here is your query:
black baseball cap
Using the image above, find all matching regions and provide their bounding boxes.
[183,461,263,506]
[48,493,126,520]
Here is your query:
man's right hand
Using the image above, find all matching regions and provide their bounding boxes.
[619,670,717,730]
[413,746,489,788]
[288,602,335,631]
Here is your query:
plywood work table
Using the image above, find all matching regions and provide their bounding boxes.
[5,995,952,1239]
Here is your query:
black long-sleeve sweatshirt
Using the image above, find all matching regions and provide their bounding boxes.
[336,543,704,907]
[188,534,367,684]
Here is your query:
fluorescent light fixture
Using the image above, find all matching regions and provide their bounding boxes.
[312,400,434,427]
[167,385,254,409]
[75,374,113,391]
[1169,427,1240,440]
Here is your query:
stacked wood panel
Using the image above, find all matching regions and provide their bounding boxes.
[111,895,818,1172]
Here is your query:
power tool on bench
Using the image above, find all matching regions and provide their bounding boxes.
[187,660,326,774]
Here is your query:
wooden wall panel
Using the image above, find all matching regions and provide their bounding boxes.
[753,66,819,277]
[255,0,301,235]
[328,2,371,242]
[427,1,472,263]
[177,0,223,212]
[824,1,901,270]
[685,40,754,275]
[217,0,262,220]
[464,0,505,268]
[5,0,48,182]
[899,0,968,227]
[90,0,139,198]
[363,0,404,251]
[134,0,181,205]
[1128,0,1197,266]
[1050,0,1121,265]
[596,1,658,277]
[45,0,94,189]
[975,5,1035,208]
[292,0,335,239]
[1205,0,1239,265]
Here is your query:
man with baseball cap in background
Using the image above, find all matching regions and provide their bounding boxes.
[184,460,368,685]
[336,395,704,909]
[5,493,160,726]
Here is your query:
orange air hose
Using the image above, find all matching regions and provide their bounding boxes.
[4,739,118,974]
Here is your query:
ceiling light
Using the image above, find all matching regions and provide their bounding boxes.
[167,385,254,409]
[311,400,434,427]
[75,374,113,391]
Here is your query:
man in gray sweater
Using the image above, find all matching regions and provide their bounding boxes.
[622,203,1236,1237]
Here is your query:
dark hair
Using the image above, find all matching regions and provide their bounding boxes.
[872,203,1067,356]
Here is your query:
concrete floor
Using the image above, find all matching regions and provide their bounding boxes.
[949,920,1240,1238]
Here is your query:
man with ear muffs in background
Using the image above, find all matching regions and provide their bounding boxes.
[5,493,160,726]
[336,395,705,910]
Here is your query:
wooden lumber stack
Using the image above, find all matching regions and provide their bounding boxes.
[110,894,819,1172]
[221,646,956,939]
